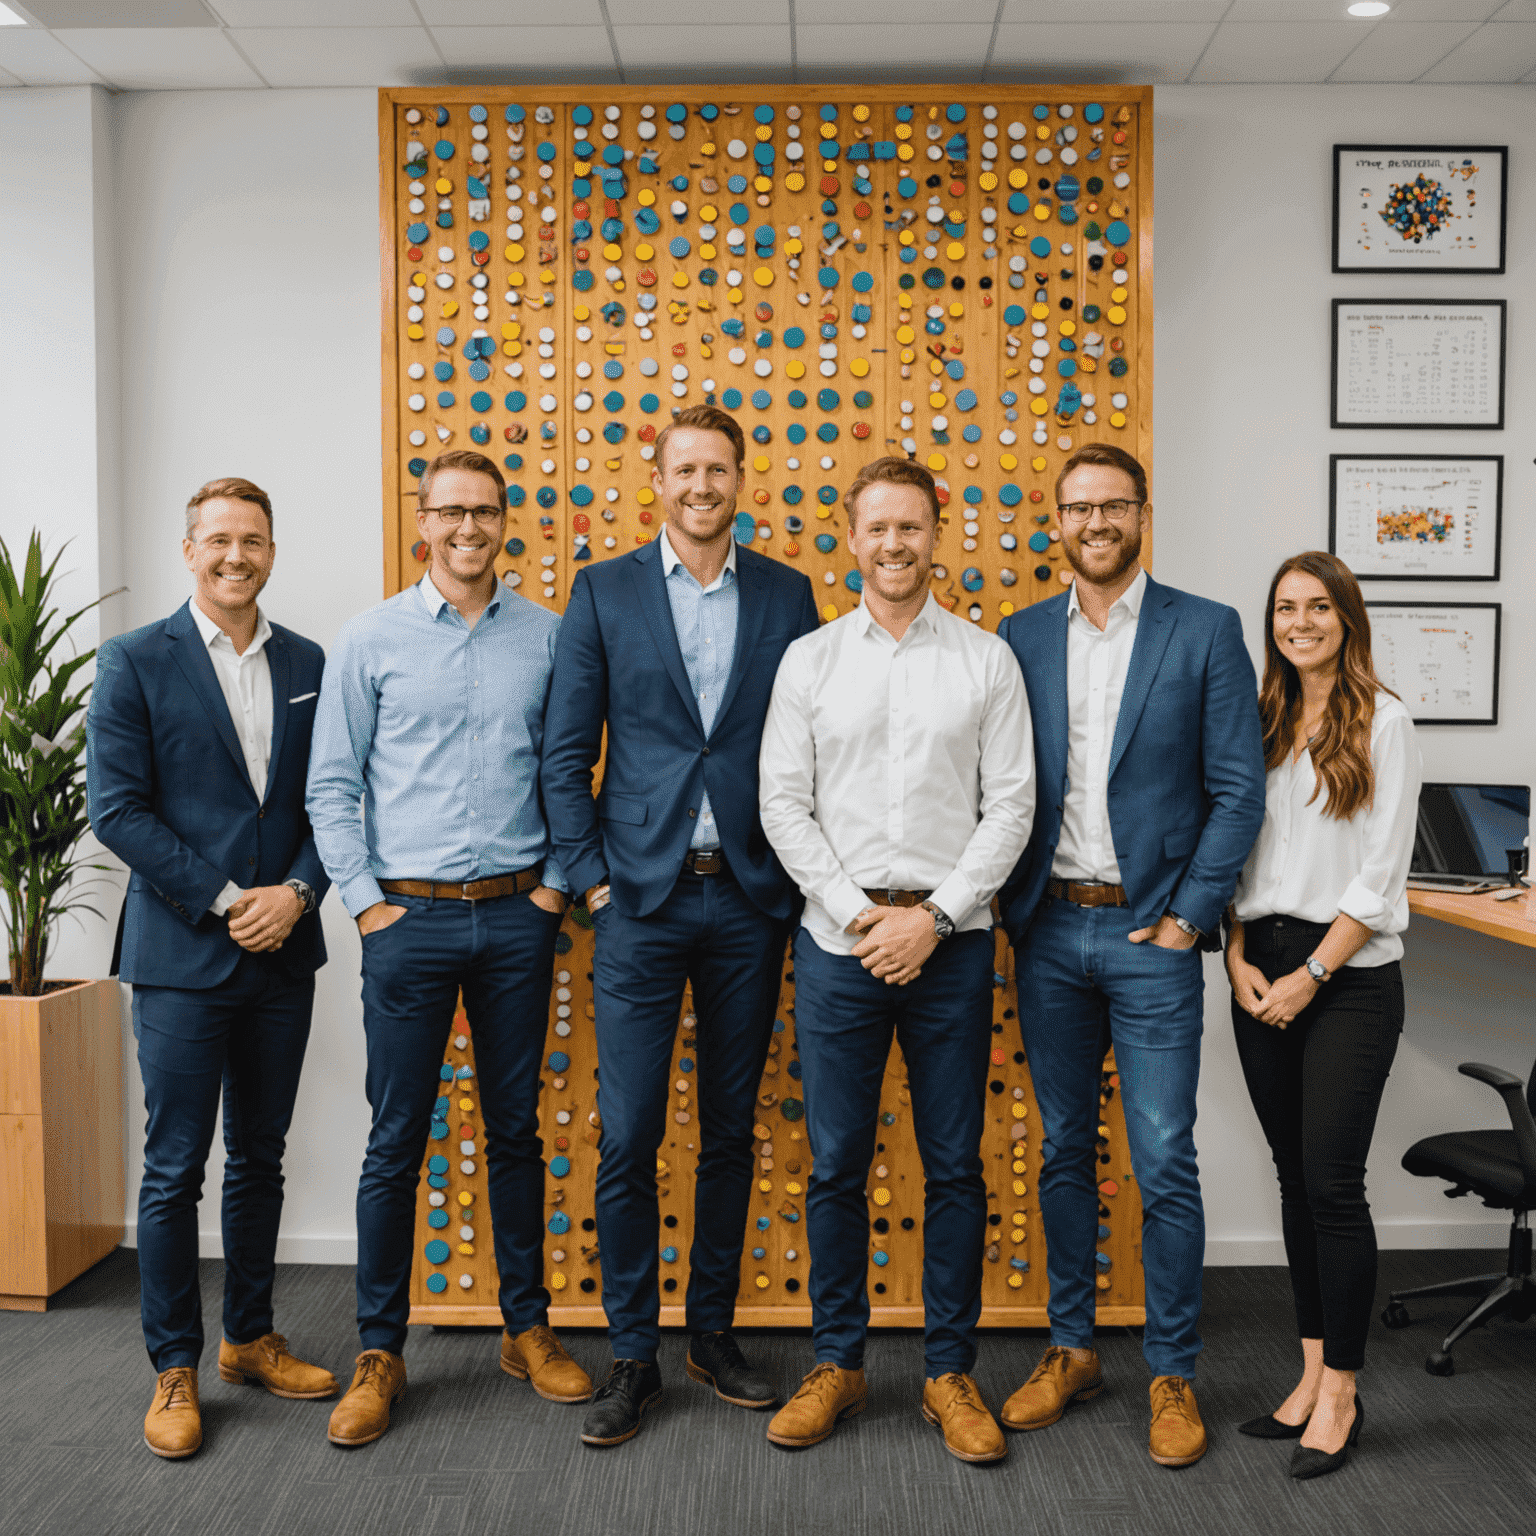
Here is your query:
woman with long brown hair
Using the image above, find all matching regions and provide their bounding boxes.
[1226,552,1421,1481]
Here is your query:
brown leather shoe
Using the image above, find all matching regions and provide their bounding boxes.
[144,1367,202,1459]
[500,1324,593,1403]
[327,1350,407,1447]
[1000,1346,1105,1430]
[1149,1375,1208,1467]
[922,1372,1007,1463]
[766,1362,866,1449]
[219,1332,339,1400]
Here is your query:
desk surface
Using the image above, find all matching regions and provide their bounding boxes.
[1409,888,1536,950]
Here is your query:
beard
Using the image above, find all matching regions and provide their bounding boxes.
[1063,520,1142,586]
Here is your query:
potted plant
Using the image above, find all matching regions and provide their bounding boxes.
[0,532,124,1311]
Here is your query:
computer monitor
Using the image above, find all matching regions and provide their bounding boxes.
[1412,783,1530,883]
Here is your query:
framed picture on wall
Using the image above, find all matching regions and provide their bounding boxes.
[1330,455,1503,581]
[1331,299,1505,429]
[1333,145,1507,274]
[1365,602,1501,726]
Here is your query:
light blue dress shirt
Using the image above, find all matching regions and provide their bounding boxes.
[307,573,568,916]
[658,526,739,851]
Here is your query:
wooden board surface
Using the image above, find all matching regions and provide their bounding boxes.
[382,83,1152,1331]
[1409,887,1536,949]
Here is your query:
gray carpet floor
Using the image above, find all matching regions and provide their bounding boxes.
[1,1248,1531,1536]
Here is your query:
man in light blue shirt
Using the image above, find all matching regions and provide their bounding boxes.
[307,450,591,1448]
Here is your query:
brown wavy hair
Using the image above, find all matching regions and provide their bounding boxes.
[1259,551,1397,821]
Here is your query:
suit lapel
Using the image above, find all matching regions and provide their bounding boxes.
[710,550,765,736]
[629,542,706,735]
[264,631,290,805]
[1041,599,1071,795]
[167,602,253,794]
[1108,577,1176,779]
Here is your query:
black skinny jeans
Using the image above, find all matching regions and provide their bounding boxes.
[1231,914,1404,1371]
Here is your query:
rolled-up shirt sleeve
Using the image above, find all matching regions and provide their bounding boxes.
[1337,711,1422,931]
[926,646,1035,926]
[759,644,871,933]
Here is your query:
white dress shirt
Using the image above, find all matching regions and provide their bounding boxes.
[189,599,273,916]
[1053,566,1147,885]
[759,593,1035,956]
[1233,693,1421,967]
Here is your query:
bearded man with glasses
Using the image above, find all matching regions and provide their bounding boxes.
[307,449,591,1447]
[994,443,1265,1469]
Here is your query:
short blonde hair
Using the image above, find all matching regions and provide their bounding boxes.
[186,477,272,538]
[843,456,940,527]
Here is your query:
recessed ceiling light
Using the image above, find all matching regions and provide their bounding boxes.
[1348,2,1391,15]
[0,3,28,26]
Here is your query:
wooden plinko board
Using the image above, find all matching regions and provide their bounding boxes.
[379,84,1152,1330]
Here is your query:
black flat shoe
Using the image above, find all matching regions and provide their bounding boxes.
[1290,1393,1363,1480]
[686,1329,776,1408]
[1238,1411,1310,1439]
[580,1359,663,1446]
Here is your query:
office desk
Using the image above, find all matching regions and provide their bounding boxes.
[1409,888,1536,950]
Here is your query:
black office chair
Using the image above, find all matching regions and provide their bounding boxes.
[1381,1056,1536,1375]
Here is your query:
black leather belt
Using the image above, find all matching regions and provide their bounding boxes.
[683,849,729,876]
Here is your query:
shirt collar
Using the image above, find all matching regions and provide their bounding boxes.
[852,590,942,639]
[1067,564,1147,624]
[419,568,503,621]
[659,524,738,590]
[189,598,270,655]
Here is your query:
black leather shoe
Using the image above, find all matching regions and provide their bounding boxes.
[1290,1394,1363,1480]
[580,1359,663,1446]
[686,1330,776,1408]
[1238,1411,1309,1439]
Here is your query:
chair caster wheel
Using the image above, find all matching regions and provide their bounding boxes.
[1380,1301,1411,1330]
[1425,1350,1455,1377]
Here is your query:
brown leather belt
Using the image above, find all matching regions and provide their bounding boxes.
[1047,878,1128,908]
[379,865,543,902]
[683,849,729,876]
[863,888,933,908]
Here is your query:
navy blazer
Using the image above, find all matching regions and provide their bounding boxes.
[87,601,330,988]
[542,539,820,921]
[996,573,1265,949]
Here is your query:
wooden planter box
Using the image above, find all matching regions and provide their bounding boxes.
[1,978,124,1310]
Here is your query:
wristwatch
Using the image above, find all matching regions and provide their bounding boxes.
[1305,955,1331,983]
[283,878,316,914]
[920,900,955,941]
[1170,914,1202,941]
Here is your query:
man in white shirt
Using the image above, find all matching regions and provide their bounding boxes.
[759,457,1034,1463]
[994,444,1265,1469]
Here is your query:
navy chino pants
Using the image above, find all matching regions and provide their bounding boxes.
[792,926,995,1378]
[356,889,562,1354]
[133,950,314,1372]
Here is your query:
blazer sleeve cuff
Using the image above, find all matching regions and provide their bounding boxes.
[208,880,245,918]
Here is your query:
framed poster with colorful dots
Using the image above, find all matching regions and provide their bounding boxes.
[379,85,1152,1331]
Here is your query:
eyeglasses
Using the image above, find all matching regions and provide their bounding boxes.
[1056,499,1143,525]
[427,504,503,526]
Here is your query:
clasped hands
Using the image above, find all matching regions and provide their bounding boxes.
[846,904,939,986]
[1226,949,1318,1030]
[226,885,304,953]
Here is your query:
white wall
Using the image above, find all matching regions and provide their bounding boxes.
[7,81,1531,1265]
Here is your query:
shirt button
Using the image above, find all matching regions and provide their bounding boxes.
[473,681,479,687]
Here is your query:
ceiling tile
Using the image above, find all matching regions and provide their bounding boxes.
[1224,1,1383,16]
[611,23,791,73]
[0,61,22,84]
[796,21,995,76]
[1329,18,1478,76]
[0,26,103,81]
[64,25,263,85]
[1003,0,1227,18]
[1419,17,1536,73]
[604,0,788,21]
[1190,20,1364,79]
[1490,0,1536,17]
[416,0,606,23]
[989,21,1216,81]
[23,0,215,24]
[797,0,998,20]
[1382,0,1507,17]
[230,25,441,86]
[209,0,423,24]
[430,23,613,73]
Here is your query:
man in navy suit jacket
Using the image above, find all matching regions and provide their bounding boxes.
[88,478,335,1460]
[543,405,819,1446]
[993,445,1264,1468]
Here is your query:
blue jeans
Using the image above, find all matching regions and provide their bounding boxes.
[1016,898,1206,1379]
[591,872,787,1363]
[793,927,994,1377]
[133,951,314,1371]
[356,889,562,1354]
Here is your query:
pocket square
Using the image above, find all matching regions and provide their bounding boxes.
[289,692,318,703]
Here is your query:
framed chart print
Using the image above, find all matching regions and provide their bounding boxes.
[1333,145,1507,275]
[1331,299,1505,430]
[1330,455,1502,582]
[1366,602,1501,726]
